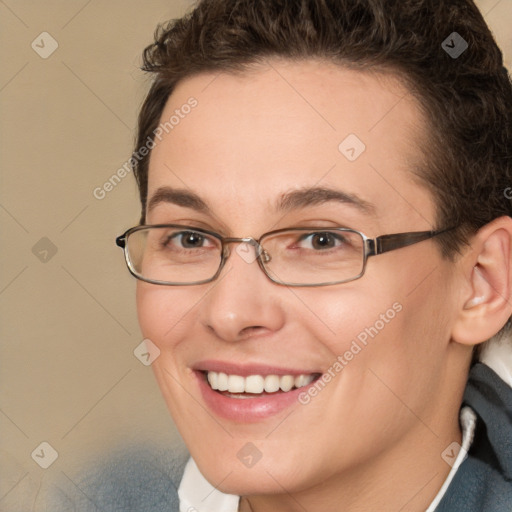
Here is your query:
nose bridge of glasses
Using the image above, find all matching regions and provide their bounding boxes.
[222,237,270,262]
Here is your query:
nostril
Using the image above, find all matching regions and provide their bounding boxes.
[240,325,266,338]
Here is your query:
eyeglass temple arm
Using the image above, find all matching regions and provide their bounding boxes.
[367,230,445,256]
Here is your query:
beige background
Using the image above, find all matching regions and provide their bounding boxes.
[0,0,511,510]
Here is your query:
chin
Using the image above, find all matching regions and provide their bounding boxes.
[192,445,315,496]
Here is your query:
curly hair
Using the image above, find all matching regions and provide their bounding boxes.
[133,0,512,261]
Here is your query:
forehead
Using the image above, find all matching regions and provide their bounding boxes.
[147,59,435,232]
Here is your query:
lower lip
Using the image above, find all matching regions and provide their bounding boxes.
[194,371,316,422]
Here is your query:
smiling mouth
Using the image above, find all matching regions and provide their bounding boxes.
[204,371,322,398]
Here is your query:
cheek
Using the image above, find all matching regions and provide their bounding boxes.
[282,287,442,461]
[301,272,451,417]
[135,283,205,426]
[294,284,401,355]
[136,282,198,346]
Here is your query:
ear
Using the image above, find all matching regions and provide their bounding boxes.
[451,216,512,346]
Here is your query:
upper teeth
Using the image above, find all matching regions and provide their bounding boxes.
[207,371,316,394]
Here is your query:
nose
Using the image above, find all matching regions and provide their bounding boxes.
[199,241,285,342]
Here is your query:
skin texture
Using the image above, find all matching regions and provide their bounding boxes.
[135,59,512,511]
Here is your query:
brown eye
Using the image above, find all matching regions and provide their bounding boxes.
[297,232,345,250]
[179,231,206,248]
[163,231,212,250]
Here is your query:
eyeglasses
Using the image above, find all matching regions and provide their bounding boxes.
[116,224,452,287]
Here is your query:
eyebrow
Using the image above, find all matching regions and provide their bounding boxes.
[147,187,210,214]
[276,187,375,214]
[146,185,375,216]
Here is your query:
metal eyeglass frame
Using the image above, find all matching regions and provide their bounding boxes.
[116,224,454,287]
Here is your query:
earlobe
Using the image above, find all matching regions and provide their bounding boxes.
[452,217,512,346]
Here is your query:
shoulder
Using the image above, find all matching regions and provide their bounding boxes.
[47,444,189,512]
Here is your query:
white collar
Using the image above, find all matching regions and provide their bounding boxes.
[178,457,239,512]
[479,335,512,387]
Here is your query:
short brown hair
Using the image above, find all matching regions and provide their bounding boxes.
[133,0,512,259]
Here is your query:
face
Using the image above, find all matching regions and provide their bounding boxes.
[136,59,462,495]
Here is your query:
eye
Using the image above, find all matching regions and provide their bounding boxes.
[166,230,213,249]
[297,232,346,250]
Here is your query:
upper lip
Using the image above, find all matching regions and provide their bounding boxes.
[193,360,321,377]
